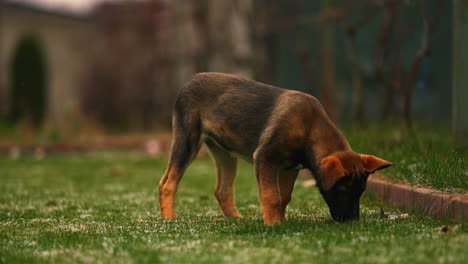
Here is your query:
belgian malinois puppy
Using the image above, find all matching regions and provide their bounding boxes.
[159,72,393,224]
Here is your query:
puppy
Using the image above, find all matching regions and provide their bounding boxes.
[159,72,393,224]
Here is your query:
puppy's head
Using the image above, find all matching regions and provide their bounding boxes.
[318,151,393,222]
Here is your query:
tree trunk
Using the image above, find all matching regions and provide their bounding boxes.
[205,0,253,78]
[320,0,337,122]
[0,4,4,119]
[375,0,397,121]
[171,0,196,89]
[345,27,363,124]
[403,0,432,131]
[453,0,468,149]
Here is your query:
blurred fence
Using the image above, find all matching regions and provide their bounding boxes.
[0,0,452,131]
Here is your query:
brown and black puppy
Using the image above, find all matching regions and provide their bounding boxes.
[159,72,393,224]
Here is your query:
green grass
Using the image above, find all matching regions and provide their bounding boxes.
[343,123,468,192]
[1,152,467,263]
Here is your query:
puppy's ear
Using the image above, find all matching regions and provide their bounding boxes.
[360,154,394,174]
[320,155,346,190]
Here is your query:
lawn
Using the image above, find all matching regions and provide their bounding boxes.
[0,151,466,263]
[343,123,468,192]
[1,122,466,192]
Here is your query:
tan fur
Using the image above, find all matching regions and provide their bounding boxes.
[320,152,393,190]
[320,155,347,190]
[360,154,394,173]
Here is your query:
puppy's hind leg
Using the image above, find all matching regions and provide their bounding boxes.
[159,108,201,219]
[205,140,242,218]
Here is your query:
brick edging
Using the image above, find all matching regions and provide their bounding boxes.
[366,177,468,222]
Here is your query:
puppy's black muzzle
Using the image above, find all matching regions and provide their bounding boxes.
[329,200,360,222]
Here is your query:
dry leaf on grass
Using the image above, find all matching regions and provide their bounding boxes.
[388,213,409,220]
[441,226,450,233]
[111,166,127,176]
[379,208,409,220]
[45,200,57,206]
[301,179,316,188]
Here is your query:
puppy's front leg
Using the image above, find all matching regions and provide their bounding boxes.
[255,161,283,225]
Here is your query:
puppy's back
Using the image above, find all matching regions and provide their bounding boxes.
[174,73,288,158]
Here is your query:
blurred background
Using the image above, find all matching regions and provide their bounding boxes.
[0,0,462,148]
